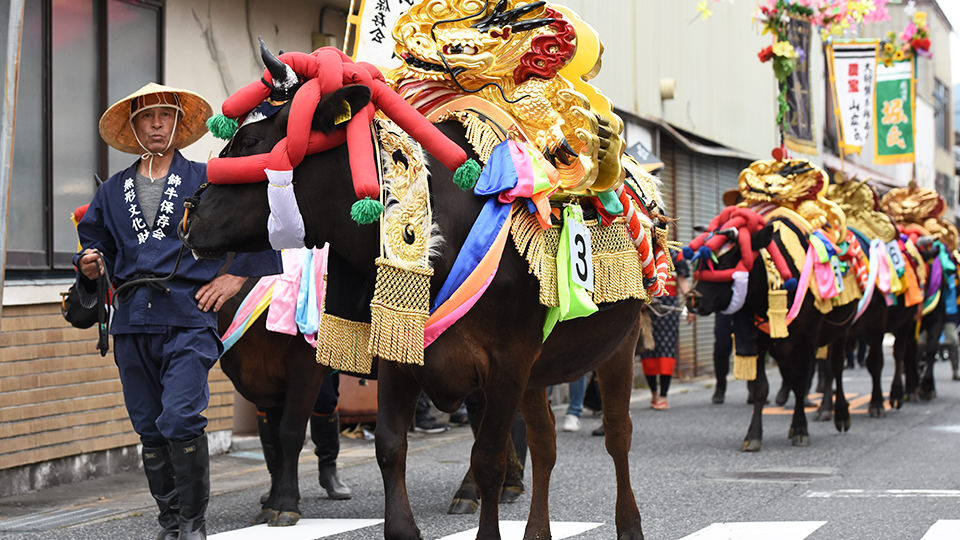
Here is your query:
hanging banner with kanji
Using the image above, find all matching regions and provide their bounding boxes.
[873,59,915,165]
[346,0,415,70]
[781,15,815,155]
[827,41,878,154]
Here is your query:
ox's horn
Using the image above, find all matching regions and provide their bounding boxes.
[259,37,298,98]
[716,228,739,242]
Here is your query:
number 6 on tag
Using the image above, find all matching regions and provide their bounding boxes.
[567,219,593,291]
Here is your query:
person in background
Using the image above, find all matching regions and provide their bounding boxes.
[640,252,692,410]
[559,374,590,432]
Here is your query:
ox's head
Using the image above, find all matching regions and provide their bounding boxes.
[684,207,777,316]
[180,43,372,257]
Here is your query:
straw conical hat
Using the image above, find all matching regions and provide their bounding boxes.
[99,82,213,154]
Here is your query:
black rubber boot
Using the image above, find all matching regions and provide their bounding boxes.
[142,445,180,540]
[170,435,209,540]
[712,378,726,404]
[950,346,960,381]
[312,412,352,500]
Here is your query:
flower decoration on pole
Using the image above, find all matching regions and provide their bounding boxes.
[878,11,931,67]
[752,1,890,132]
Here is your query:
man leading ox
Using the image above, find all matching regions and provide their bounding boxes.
[76,83,281,540]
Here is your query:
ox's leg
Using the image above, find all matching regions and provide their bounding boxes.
[815,347,833,422]
[376,361,424,540]
[742,354,768,452]
[519,387,556,540]
[266,363,326,526]
[890,323,909,409]
[596,346,644,540]
[866,329,886,417]
[253,407,283,525]
[789,345,814,447]
[903,320,921,401]
[473,377,526,540]
[831,341,851,432]
[918,311,944,400]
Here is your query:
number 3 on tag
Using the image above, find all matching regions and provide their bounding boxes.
[568,219,593,291]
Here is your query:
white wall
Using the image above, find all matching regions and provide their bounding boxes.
[164,0,348,163]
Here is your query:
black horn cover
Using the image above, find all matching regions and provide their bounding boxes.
[259,37,300,101]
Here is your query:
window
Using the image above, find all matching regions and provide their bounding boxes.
[5,0,162,271]
[934,78,950,150]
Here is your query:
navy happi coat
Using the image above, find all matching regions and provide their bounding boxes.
[76,150,280,333]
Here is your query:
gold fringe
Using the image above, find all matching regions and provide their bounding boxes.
[510,205,647,306]
[734,355,758,381]
[767,288,789,339]
[815,345,829,360]
[443,110,504,164]
[316,314,373,374]
[368,257,433,365]
[510,205,560,306]
[831,271,862,307]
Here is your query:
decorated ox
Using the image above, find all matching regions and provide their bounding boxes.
[686,208,856,450]
[181,35,665,540]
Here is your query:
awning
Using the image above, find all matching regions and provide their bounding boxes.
[625,140,664,173]
[821,153,905,189]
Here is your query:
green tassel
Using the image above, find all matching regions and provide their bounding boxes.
[453,158,481,191]
[350,197,384,225]
[206,114,238,140]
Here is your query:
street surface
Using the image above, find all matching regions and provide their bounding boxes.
[1,353,960,540]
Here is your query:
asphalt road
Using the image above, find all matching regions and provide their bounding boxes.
[2,352,960,540]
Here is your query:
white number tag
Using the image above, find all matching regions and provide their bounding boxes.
[886,240,905,274]
[567,218,594,291]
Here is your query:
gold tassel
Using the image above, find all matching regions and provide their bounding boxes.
[734,355,758,381]
[368,257,433,365]
[767,288,789,339]
[638,308,655,351]
[815,345,829,360]
[316,314,373,374]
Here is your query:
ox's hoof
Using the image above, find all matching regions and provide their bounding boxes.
[791,434,810,447]
[259,490,270,505]
[741,439,761,452]
[270,511,301,527]
[252,508,279,525]
[617,531,645,540]
[500,485,525,504]
[868,405,885,418]
[834,416,851,433]
[447,497,479,515]
[813,409,831,422]
[917,389,936,401]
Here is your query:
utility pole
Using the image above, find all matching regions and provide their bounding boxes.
[0,0,26,322]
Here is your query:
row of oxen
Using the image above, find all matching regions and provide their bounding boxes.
[685,158,959,452]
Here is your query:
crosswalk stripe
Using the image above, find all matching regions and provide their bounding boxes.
[208,518,383,539]
[676,521,827,540]
[920,520,960,539]
[805,489,960,498]
[435,521,602,540]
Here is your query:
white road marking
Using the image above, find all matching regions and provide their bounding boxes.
[805,489,960,498]
[676,521,826,540]
[208,518,383,539]
[929,425,960,434]
[920,520,960,539]
[436,521,602,540]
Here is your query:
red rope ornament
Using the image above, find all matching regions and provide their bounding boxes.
[687,207,792,283]
[207,47,474,223]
